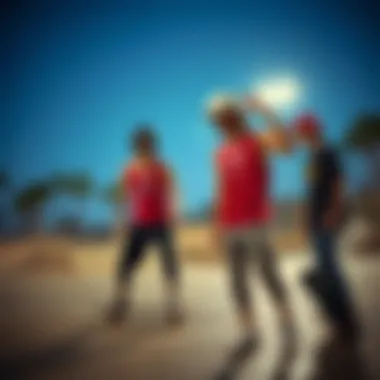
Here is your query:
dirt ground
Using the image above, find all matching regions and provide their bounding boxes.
[0,224,379,380]
[0,249,379,380]
[0,224,305,277]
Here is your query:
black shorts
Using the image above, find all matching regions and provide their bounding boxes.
[117,224,178,281]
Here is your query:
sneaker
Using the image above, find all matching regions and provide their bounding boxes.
[165,307,185,326]
[237,334,259,357]
[106,299,129,325]
[337,318,361,343]
[228,333,259,368]
[213,334,258,380]
[302,269,324,294]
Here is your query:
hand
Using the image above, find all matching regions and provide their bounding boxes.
[243,94,271,113]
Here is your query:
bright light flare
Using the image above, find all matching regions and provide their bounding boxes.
[254,77,301,108]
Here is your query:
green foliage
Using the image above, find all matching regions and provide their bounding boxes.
[49,172,93,198]
[14,183,52,214]
[104,182,124,205]
[345,114,380,149]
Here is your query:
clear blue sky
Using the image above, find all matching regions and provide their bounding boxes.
[2,0,379,223]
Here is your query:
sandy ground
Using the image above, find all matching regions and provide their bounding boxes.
[0,224,305,277]
[0,226,379,380]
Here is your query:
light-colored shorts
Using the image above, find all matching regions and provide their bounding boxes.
[222,225,286,309]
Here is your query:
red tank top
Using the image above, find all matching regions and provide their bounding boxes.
[124,160,170,226]
[215,133,271,228]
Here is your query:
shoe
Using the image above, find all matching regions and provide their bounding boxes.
[165,307,185,326]
[106,299,129,325]
[228,333,259,366]
[302,269,324,294]
[237,334,259,356]
[338,318,361,343]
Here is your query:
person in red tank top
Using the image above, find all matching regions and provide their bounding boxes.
[107,126,183,325]
[208,94,295,348]
[125,157,171,226]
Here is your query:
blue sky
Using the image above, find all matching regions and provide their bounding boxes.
[2,0,379,223]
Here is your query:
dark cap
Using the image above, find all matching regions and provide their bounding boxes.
[293,113,322,137]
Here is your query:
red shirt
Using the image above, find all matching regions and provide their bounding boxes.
[215,133,271,228]
[124,160,171,226]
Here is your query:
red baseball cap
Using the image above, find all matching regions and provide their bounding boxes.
[293,113,322,137]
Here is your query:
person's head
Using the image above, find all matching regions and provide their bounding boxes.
[293,113,323,149]
[206,94,247,137]
[131,125,157,156]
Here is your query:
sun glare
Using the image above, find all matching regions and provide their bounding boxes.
[254,77,301,108]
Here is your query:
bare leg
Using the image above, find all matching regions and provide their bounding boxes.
[226,238,257,339]
[107,227,148,323]
[258,238,295,338]
[156,226,183,323]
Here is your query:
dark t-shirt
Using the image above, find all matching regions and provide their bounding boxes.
[307,146,341,228]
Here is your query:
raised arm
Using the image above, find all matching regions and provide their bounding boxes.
[244,95,294,154]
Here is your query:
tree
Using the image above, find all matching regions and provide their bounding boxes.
[345,114,380,148]
[49,172,94,227]
[50,172,93,198]
[14,182,52,233]
[345,113,380,189]
[104,182,124,205]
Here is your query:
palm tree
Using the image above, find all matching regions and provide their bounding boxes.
[345,113,380,189]
[50,172,93,197]
[14,182,52,233]
[50,172,93,229]
[103,181,125,231]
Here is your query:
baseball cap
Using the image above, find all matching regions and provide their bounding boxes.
[293,113,322,136]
